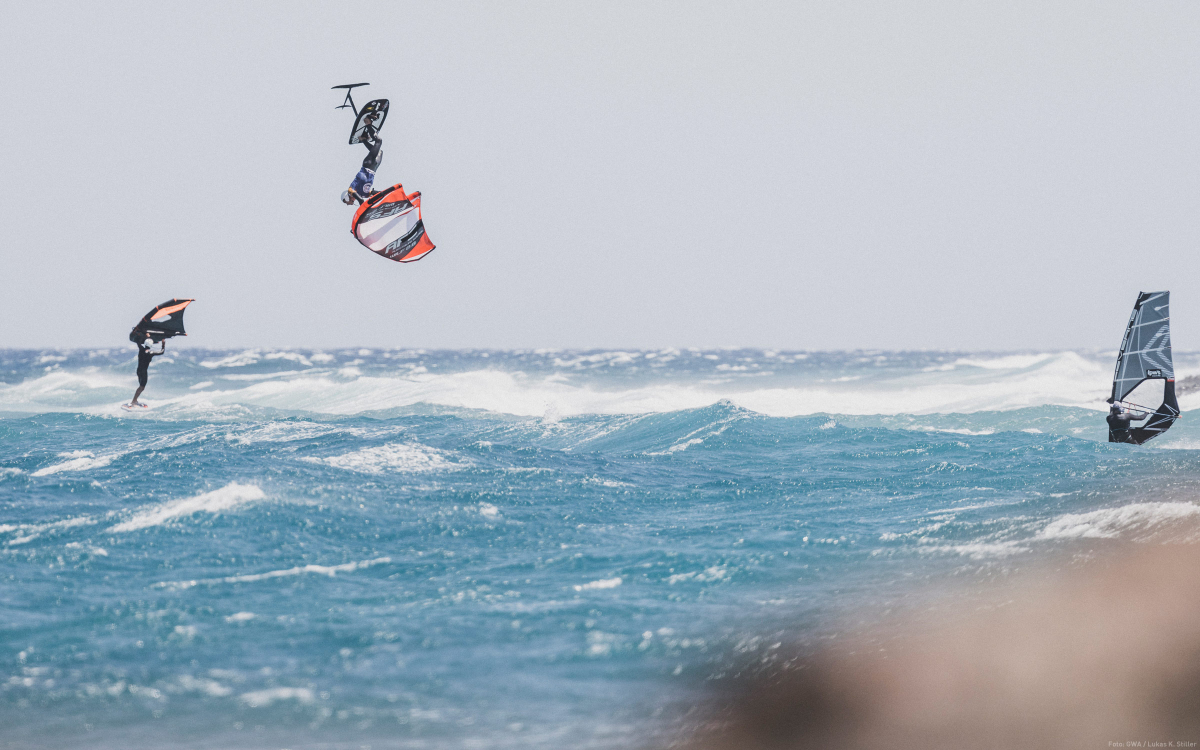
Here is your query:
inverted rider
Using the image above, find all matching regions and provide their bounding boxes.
[130,338,165,407]
[341,113,383,206]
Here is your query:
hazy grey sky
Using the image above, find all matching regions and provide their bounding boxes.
[2,1,1198,350]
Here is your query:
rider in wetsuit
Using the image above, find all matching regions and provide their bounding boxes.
[130,339,165,406]
[1106,402,1135,443]
[341,113,383,205]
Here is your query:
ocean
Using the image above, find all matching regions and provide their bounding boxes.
[3,348,1200,749]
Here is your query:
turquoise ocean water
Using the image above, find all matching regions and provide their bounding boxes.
[3,348,1200,749]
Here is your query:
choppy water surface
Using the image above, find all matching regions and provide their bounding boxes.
[4,348,1200,748]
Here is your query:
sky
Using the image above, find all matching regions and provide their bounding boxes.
[1,1,1199,351]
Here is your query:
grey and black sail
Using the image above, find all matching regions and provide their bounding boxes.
[1107,291,1178,444]
[128,299,194,345]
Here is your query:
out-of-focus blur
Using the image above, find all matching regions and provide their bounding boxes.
[677,544,1200,750]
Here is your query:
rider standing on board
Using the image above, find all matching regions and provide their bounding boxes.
[129,339,165,407]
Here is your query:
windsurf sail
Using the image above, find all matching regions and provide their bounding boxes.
[350,183,435,263]
[1108,291,1178,444]
[129,298,194,344]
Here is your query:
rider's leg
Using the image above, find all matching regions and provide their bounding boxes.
[348,137,384,202]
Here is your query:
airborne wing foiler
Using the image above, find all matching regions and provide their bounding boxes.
[1108,291,1178,444]
[351,184,435,263]
[129,299,194,344]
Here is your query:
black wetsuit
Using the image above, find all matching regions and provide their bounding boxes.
[1107,409,1134,443]
[348,128,383,200]
[136,346,155,387]
[362,130,383,172]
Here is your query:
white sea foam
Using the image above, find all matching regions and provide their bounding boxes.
[581,476,633,488]
[649,416,738,455]
[200,351,261,369]
[159,557,391,590]
[32,451,115,477]
[733,352,1110,417]
[303,442,462,474]
[575,577,622,591]
[204,351,1112,418]
[1038,502,1200,540]
[265,351,313,367]
[109,483,265,533]
[913,426,996,436]
[0,350,1132,419]
[918,541,1029,559]
[177,675,232,697]
[663,422,733,454]
[0,368,128,412]
[925,354,1054,372]
[667,566,729,584]
[239,687,315,706]
[2,515,97,545]
[478,503,500,518]
[224,422,341,446]
[64,542,108,556]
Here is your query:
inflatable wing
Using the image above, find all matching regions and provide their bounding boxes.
[351,184,435,263]
[129,298,193,344]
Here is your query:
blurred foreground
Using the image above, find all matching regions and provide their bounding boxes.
[677,542,1200,750]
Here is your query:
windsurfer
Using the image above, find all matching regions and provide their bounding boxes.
[342,113,383,205]
[130,339,165,407]
[1107,403,1134,443]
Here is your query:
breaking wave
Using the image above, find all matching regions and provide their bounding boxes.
[5,348,1192,422]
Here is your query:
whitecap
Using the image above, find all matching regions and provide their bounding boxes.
[225,422,340,446]
[2,515,97,545]
[158,557,391,590]
[0,349,1125,419]
[109,483,265,533]
[199,351,261,369]
[32,450,116,477]
[303,442,462,475]
[916,541,1029,559]
[264,351,313,367]
[478,503,500,518]
[650,418,737,455]
[239,687,314,707]
[1038,502,1200,540]
[176,675,232,697]
[667,566,728,584]
[575,577,622,591]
